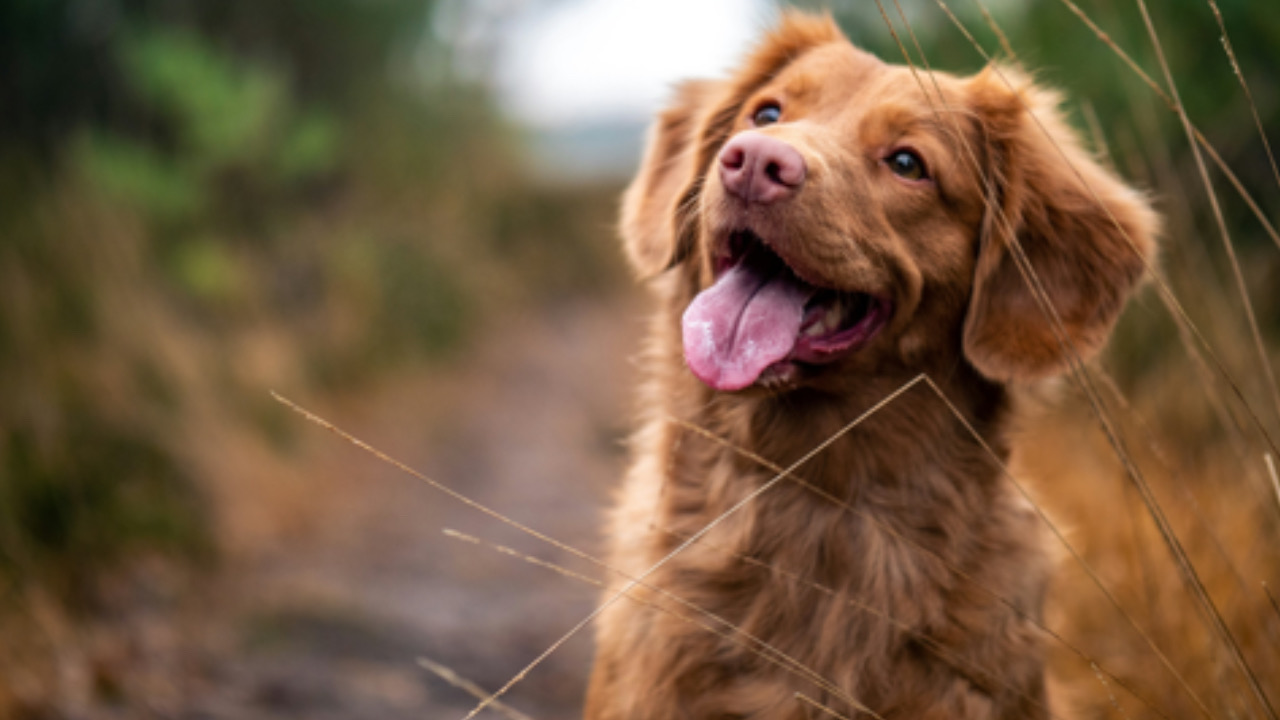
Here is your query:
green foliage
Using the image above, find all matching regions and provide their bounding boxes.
[76,131,203,223]
[78,26,340,231]
[123,28,290,170]
[166,235,243,305]
[275,112,340,183]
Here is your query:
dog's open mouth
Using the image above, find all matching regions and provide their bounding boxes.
[682,230,892,391]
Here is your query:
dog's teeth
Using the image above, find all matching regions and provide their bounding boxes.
[803,303,844,337]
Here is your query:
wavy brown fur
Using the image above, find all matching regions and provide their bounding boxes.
[587,12,1157,720]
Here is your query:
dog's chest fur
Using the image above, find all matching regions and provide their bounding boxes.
[588,314,1052,720]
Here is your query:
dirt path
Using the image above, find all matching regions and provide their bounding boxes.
[190,293,645,719]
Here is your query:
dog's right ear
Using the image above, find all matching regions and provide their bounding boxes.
[620,80,720,278]
[962,68,1159,382]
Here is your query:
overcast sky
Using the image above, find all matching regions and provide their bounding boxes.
[485,0,776,128]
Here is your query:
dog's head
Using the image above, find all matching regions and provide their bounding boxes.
[622,12,1157,394]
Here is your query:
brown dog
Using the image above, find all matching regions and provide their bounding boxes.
[586,12,1157,720]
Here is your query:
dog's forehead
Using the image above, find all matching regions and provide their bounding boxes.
[769,42,965,120]
[765,43,882,99]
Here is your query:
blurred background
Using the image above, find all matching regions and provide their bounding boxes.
[1,0,1278,718]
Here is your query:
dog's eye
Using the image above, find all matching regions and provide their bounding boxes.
[752,103,782,126]
[886,149,928,181]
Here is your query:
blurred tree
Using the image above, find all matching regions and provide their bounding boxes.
[0,0,619,623]
[0,0,467,611]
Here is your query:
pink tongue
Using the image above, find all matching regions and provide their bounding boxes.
[682,261,811,390]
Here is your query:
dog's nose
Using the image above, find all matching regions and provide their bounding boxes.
[718,132,807,204]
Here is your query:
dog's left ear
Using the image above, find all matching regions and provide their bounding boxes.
[962,68,1159,383]
[619,80,720,278]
